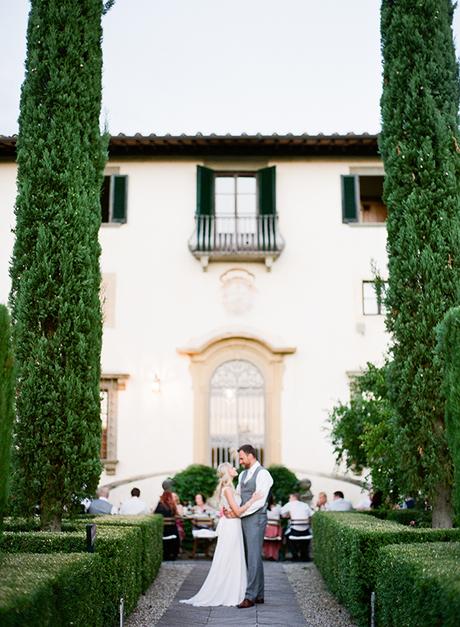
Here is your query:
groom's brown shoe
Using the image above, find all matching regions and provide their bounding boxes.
[255,597,264,604]
[237,599,255,608]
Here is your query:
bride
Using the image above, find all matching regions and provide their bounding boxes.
[180,461,261,607]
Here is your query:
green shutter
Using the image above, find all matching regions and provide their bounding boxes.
[196,166,215,216]
[100,175,111,223]
[257,166,276,215]
[112,175,127,223]
[341,175,359,223]
[196,166,215,252]
[257,167,276,250]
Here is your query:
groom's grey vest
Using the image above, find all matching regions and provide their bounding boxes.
[240,465,268,515]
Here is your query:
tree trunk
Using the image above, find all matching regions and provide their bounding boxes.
[40,497,62,531]
[432,483,453,528]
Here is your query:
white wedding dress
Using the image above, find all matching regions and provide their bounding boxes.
[180,492,247,606]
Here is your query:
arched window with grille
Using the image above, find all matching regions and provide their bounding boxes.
[209,359,265,467]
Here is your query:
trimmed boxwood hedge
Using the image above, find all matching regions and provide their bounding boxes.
[3,514,163,592]
[312,512,460,627]
[77,514,163,591]
[2,525,142,624]
[0,552,104,627]
[375,543,460,627]
[365,508,432,527]
[2,517,79,532]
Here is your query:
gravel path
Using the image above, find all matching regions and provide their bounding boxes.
[283,562,357,627]
[126,562,194,627]
[126,560,357,626]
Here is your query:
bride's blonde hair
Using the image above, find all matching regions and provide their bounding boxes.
[214,462,235,501]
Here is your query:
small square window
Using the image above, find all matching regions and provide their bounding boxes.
[362,280,388,315]
[342,174,387,224]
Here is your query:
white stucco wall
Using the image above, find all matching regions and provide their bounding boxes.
[0,154,389,510]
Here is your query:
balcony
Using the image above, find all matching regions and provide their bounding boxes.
[189,214,285,270]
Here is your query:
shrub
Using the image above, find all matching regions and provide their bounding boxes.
[2,517,78,533]
[267,465,299,504]
[375,543,460,627]
[172,464,218,504]
[365,508,432,527]
[0,552,104,627]
[312,512,460,627]
[2,525,143,624]
[78,514,163,591]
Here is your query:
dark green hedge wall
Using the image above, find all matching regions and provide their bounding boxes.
[312,512,460,626]
[375,542,460,627]
[0,553,103,627]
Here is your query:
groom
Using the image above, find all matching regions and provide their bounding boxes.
[232,444,273,608]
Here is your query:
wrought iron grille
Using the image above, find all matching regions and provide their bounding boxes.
[190,214,283,255]
[209,360,265,468]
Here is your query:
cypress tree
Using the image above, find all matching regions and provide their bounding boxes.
[436,307,460,520]
[380,0,460,527]
[9,0,107,530]
[0,305,14,534]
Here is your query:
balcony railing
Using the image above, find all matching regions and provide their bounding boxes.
[189,214,284,268]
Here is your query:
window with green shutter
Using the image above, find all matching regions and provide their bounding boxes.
[191,164,284,265]
[101,174,128,224]
[341,174,387,224]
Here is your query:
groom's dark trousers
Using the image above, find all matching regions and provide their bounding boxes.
[241,511,266,601]
[240,465,267,601]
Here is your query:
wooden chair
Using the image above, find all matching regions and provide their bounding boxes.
[191,516,217,559]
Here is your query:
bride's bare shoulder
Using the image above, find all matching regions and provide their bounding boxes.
[223,485,234,496]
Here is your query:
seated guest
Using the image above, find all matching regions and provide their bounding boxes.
[119,487,148,515]
[192,493,213,515]
[355,491,372,511]
[88,486,117,515]
[263,494,282,561]
[328,490,353,511]
[402,496,415,509]
[154,490,180,560]
[281,493,314,561]
[315,491,329,511]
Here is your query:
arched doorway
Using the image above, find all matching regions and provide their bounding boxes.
[209,359,265,467]
[178,332,296,466]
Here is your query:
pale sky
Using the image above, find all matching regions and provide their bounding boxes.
[2,0,460,137]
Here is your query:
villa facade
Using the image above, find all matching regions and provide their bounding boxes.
[0,133,389,509]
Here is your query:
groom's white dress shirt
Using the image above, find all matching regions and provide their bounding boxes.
[237,461,273,517]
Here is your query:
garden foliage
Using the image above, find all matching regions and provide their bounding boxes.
[0,553,103,627]
[9,0,107,530]
[172,464,218,504]
[312,512,460,627]
[380,0,460,526]
[266,464,299,504]
[0,514,162,624]
[328,363,401,501]
[375,542,460,627]
[436,306,460,519]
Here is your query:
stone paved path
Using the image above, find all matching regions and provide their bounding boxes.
[156,560,306,626]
